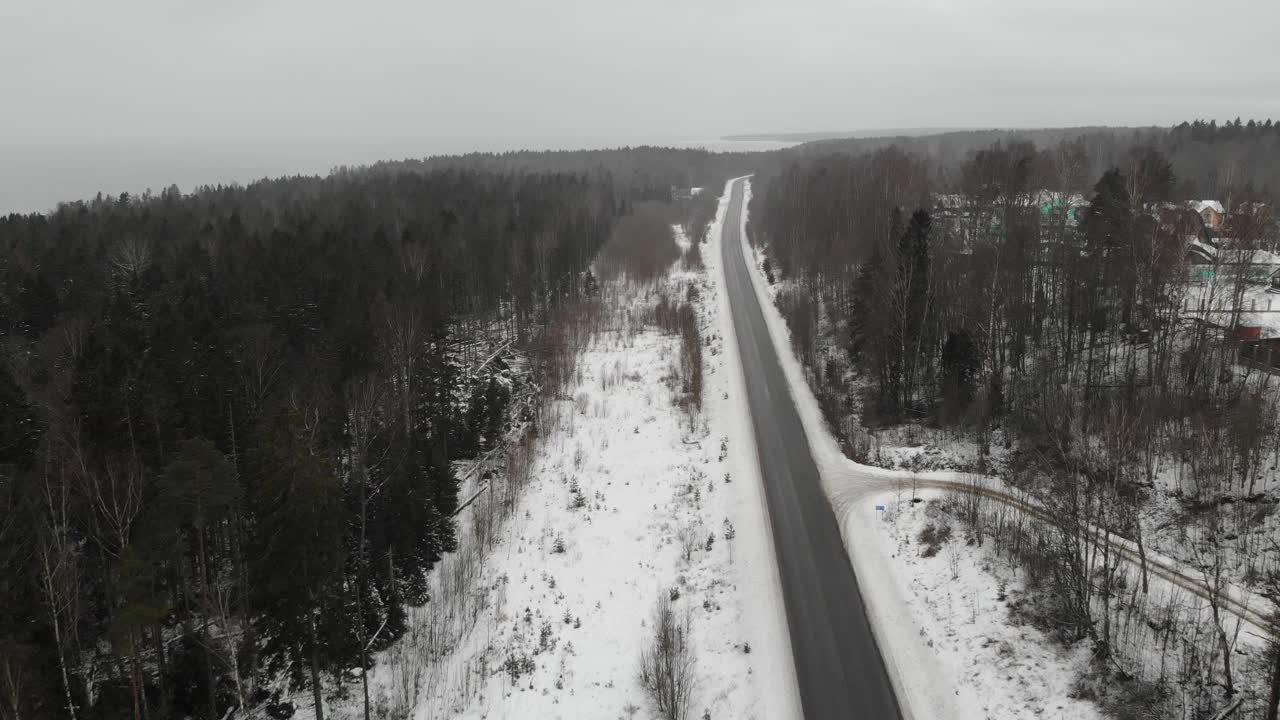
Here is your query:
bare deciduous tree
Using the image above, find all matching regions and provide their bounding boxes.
[638,595,697,720]
[39,468,80,720]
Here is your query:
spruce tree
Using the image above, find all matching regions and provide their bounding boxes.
[160,438,240,718]
[249,410,346,720]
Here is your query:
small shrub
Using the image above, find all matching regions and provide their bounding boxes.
[264,696,294,720]
[538,621,556,653]
[677,524,698,562]
[685,242,704,272]
[598,206,682,282]
[638,595,698,720]
[918,523,952,558]
[503,652,536,681]
[552,535,567,554]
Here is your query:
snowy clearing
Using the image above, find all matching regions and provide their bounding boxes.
[347,184,796,720]
[851,488,1106,720]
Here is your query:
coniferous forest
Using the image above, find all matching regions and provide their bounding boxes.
[0,164,691,719]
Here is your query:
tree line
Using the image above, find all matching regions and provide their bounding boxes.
[0,168,624,719]
[785,120,1280,202]
[1172,118,1280,144]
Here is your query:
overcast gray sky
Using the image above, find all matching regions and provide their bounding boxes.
[3,0,1280,212]
[4,0,1280,144]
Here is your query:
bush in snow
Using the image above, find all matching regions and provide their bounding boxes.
[503,652,535,682]
[677,524,698,562]
[538,621,556,653]
[569,478,587,509]
[723,519,736,563]
[917,523,952,558]
[638,595,698,720]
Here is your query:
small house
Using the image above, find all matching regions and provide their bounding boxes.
[1192,200,1226,230]
[1036,192,1088,226]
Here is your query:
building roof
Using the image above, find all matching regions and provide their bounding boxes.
[1209,244,1280,266]
[1033,191,1088,208]
[1192,200,1225,214]
[1237,287,1280,339]
[1186,284,1280,339]
[1186,238,1217,261]
[1254,249,1280,266]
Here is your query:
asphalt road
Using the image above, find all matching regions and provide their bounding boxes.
[720,178,902,720]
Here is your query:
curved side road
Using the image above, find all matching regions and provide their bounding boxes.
[899,478,1279,640]
[720,177,902,719]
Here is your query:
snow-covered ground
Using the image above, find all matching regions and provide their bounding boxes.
[349,181,796,720]
[850,488,1105,720]
[415,324,750,719]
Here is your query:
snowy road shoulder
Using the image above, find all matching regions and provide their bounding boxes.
[705,177,802,720]
[377,181,795,720]
[847,488,1105,720]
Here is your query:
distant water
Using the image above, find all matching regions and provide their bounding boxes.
[0,137,794,215]
[673,138,799,153]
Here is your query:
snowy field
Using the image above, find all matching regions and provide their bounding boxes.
[851,488,1105,720]
[413,324,755,719]
[342,182,797,720]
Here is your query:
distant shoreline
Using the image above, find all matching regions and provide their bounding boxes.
[722,128,991,143]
